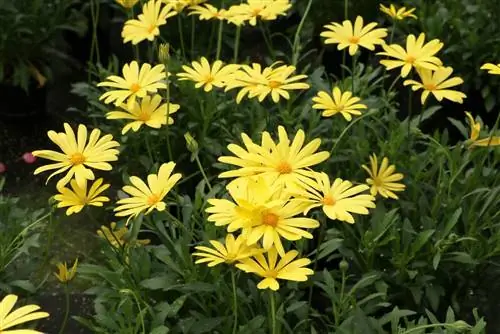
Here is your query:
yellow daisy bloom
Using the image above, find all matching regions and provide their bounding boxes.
[188,4,226,20]
[115,0,139,8]
[193,233,262,267]
[290,172,375,224]
[218,126,330,188]
[236,248,313,291]
[362,154,405,199]
[312,87,367,120]
[33,123,120,188]
[177,57,240,92]
[97,222,151,248]
[378,33,443,78]
[379,4,417,20]
[54,258,79,283]
[114,162,182,222]
[163,0,206,13]
[98,61,167,107]
[0,294,49,333]
[227,0,291,26]
[403,67,466,104]
[480,63,500,75]
[54,178,110,216]
[321,16,388,56]
[465,112,500,147]
[122,0,177,45]
[106,94,180,135]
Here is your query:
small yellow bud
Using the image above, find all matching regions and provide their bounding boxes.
[115,0,139,9]
[184,132,199,155]
[54,258,79,283]
[158,43,170,64]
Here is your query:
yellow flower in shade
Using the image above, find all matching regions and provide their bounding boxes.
[290,173,375,224]
[122,0,177,45]
[177,57,240,92]
[97,222,151,248]
[312,87,367,121]
[321,16,388,56]
[98,61,167,107]
[106,94,180,135]
[227,0,291,26]
[362,154,405,199]
[236,248,313,291]
[188,4,226,20]
[379,4,417,20]
[378,33,443,78]
[33,123,120,188]
[218,126,330,189]
[403,67,466,104]
[115,0,139,8]
[193,233,262,267]
[480,63,500,75]
[114,162,181,222]
[54,259,79,283]
[54,178,110,216]
[465,112,500,147]
[0,294,49,333]
[163,0,206,13]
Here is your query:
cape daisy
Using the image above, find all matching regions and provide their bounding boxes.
[480,63,500,75]
[54,178,110,215]
[193,234,262,267]
[465,111,500,147]
[312,87,367,120]
[0,294,49,333]
[177,57,240,92]
[379,4,417,20]
[362,154,406,199]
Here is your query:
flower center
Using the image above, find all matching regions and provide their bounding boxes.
[372,177,383,187]
[137,110,151,122]
[147,24,156,33]
[262,212,279,227]
[423,83,437,91]
[265,269,279,278]
[348,36,360,44]
[322,195,336,206]
[130,83,141,93]
[252,8,262,16]
[268,80,282,89]
[406,55,416,64]
[204,75,214,84]
[147,193,161,206]
[70,152,86,165]
[276,161,292,174]
[334,104,345,112]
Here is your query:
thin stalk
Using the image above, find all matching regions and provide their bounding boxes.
[129,7,140,61]
[330,110,377,154]
[91,0,100,65]
[291,0,313,66]
[351,54,357,93]
[344,0,348,18]
[307,221,326,305]
[407,84,413,145]
[269,291,277,334]
[178,16,186,59]
[260,23,275,60]
[402,323,459,334]
[165,65,173,162]
[194,155,213,191]
[215,19,224,60]
[190,14,196,57]
[58,283,70,334]
[233,25,241,63]
[231,270,238,334]
[389,21,397,44]
[144,133,154,163]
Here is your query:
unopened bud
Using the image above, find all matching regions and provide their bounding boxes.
[158,43,170,64]
[184,132,199,154]
[451,320,472,331]
[22,152,37,164]
[339,259,349,272]
[0,162,6,174]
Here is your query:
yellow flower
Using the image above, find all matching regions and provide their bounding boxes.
[480,63,500,75]
[290,172,376,224]
[465,112,500,147]
[227,0,291,26]
[122,0,177,45]
[54,259,79,283]
[312,87,367,120]
[188,4,226,20]
[114,162,181,222]
[106,94,180,135]
[236,248,313,290]
[97,222,151,248]
[115,0,139,8]
[362,154,405,199]
[177,57,240,92]
[321,16,388,56]
[33,123,120,188]
[403,67,466,104]
[98,61,167,107]
[163,0,206,13]
[193,234,262,267]
[378,33,443,78]
[218,126,330,189]
[54,178,110,215]
[0,294,49,333]
[379,4,417,20]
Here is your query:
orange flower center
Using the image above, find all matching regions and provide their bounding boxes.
[137,110,151,122]
[147,24,157,33]
[130,83,141,93]
[262,212,279,227]
[348,36,360,44]
[406,55,416,64]
[204,75,214,84]
[276,161,292,174]
[423,83,437,91]
[70,152,86,165]
[265,269,279,278]
[268,80,282,89]
[252,8,262,16]
[334,104,345,112]
[147,193,161,206]
[322,195,336,206]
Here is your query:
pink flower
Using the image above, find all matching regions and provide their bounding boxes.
[22,152,37,164]
[0,162,6,173]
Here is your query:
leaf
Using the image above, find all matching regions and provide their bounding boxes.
[432,252,441,270]
[410,230,435,255]
[238,315,266,334]
[150,326,170,334]
[445,252,478,265]
[378,306,416,326]
[140,275,177,291]
[317,238,343,260]
[190,317,227,334]
[447,117,468,139]
[9,280,36,293]
[442,208,462,237]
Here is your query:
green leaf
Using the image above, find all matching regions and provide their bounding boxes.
[140,275,177,291]
[410,230,435,255]
[447,117,468,139]
[432,252,441,270]
[442,208,462,237]
[150,326,170,334]
[317,238,343,260]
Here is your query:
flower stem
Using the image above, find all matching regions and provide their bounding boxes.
[330,110,377,154]
[215,19,224,60]
[351,53,357,93]
[269,290,277,334]
[307,221,326,305]
[233,25,241,63]
[291,0,312,66]
[190,14,196,58]
[178,16,186,59]
[194,154,213,192]
[260,23,275,60]
[231,270,238,334]
[165,64,173,162]
[144,132,154,164]
[59,283,70,334]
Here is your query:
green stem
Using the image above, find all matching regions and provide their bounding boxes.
[231,270,238,334]
[233,25,241,63]
[215,19,224,60]
[178,16,186,59]
[145,133,154,163]
[307,221,326,305]
[291,0,313,66]
[59,283,70,334]
[165,64,173,162]
[194,155,213,191]
[389,21,397,44]
[260,23,275,60]
[351,54,357,93]
[330,110,377,154]
[190,14,196,58]
[344,0,348,18]
[402,323,458,334]
[269,291,277,334]
[407,83,413,147]
[91,0,100,65]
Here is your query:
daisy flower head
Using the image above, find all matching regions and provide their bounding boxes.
[33,123,120,188]
[106,94,180,135]
[188,3,226,20]
[379,4,417,20]
[177,57,240,92]
[403,66,466,104]
[114,162,181,223]
[480,63,500,75]
[464,111,500,147]
[362,154,405,199]
[54,258,79,283]
[312,87,367,121]
[193,234,262,267]
[54,178,110,215]
[0,294,49,333]
[163,0,206,13]
[321,16,388,56]
[98,61,167,108]
[378,33,443,78]
[227,0,291,26]
[236,248,313,291]
[97,222,151,248]
[116,0,139,8]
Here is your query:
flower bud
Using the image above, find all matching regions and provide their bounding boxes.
[158,43,170,64]
[339,259,349,272]
[22,152,37,164]
[0,162,6,174]
[184,132,199,154]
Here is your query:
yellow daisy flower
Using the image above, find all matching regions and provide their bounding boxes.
[379,4,417,20]
[403,67,466,104]
[465,112,500,147]
[236,248,313,291]
[106,94,180,135]
[54,178,110,215]
[227,0,291,26]
[193,234,262,267]
[480,63,500,75]
[218,126,330,188]
[177,57,240,92]
[122,0,177,45]
[163,0,206,13]
[54,259,79,283]
[97,222,151,248]
[0,294,49,333]
[290,172,376,224]
[114,162,182,222]
[33,123,120,188]
[362,154,405,199]
[321,16,388,56]
[188,4,226,20]
[312,87,367,121]
[98,61,167,107]
[115,0,139,8]
[378,33,443,78]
